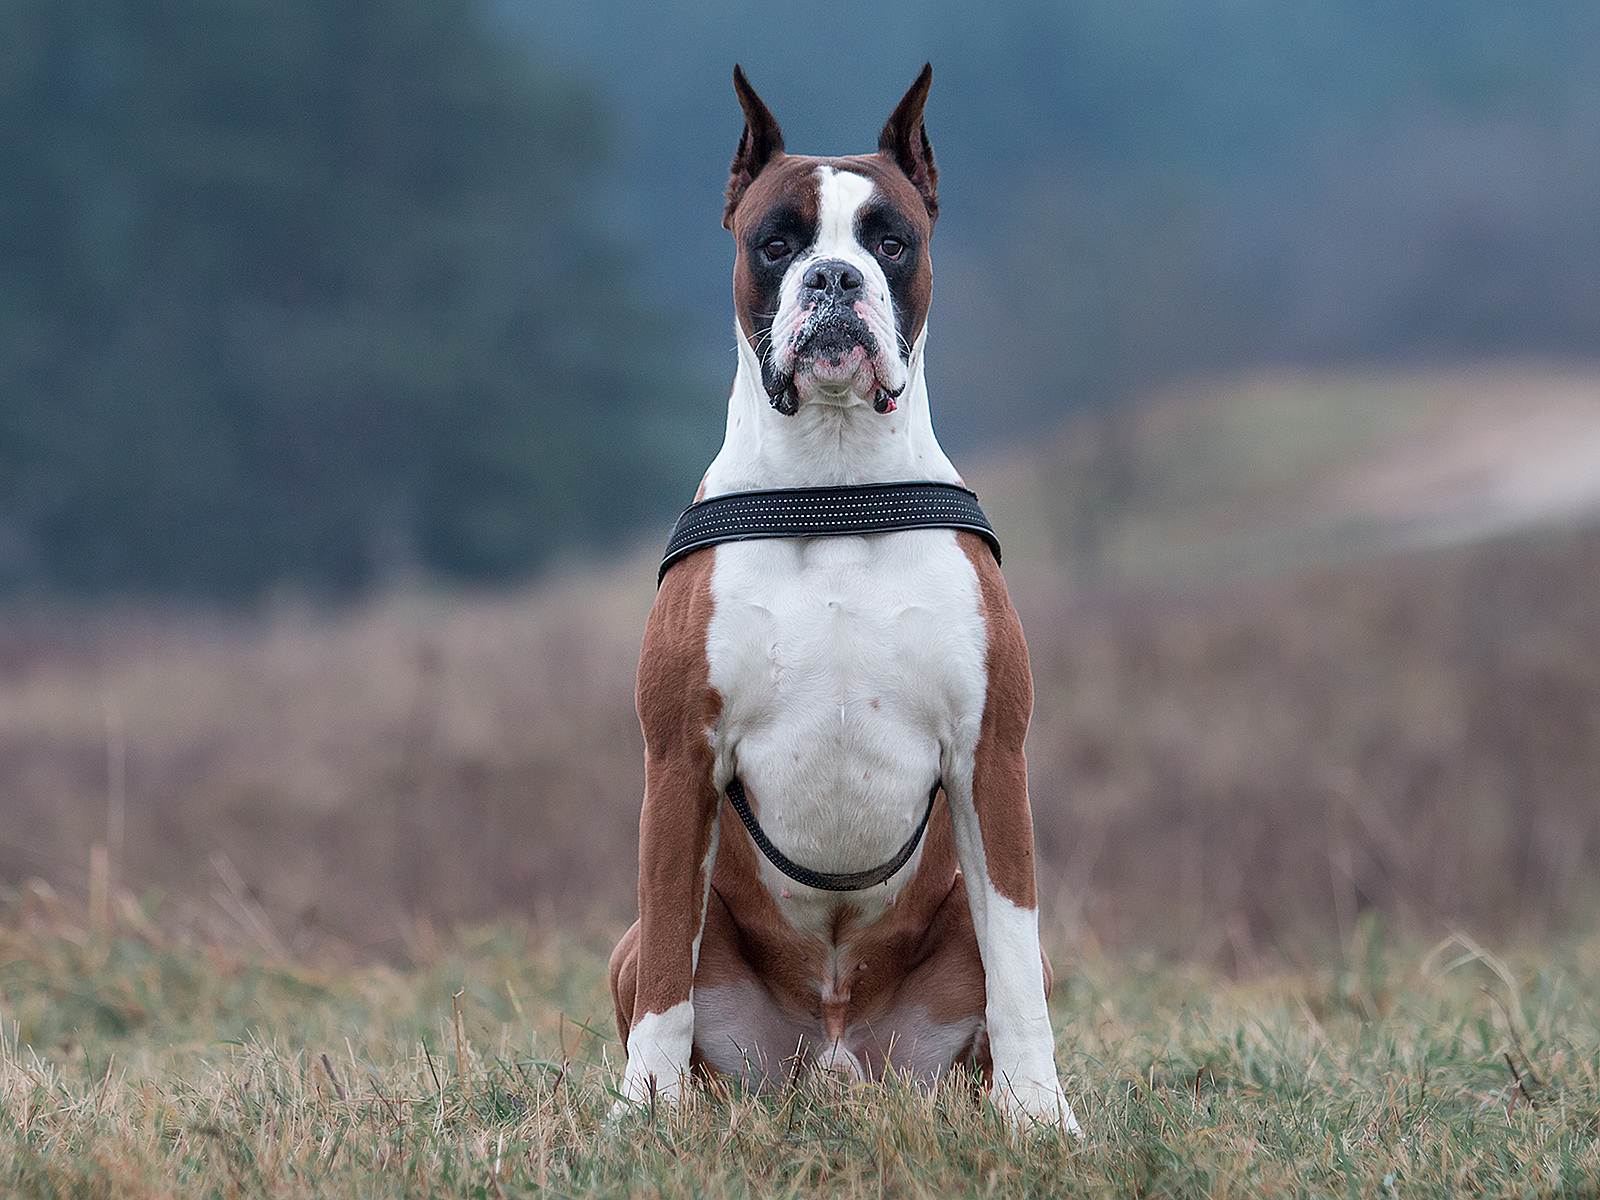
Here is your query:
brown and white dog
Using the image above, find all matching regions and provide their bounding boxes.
[609,64,1077,1131]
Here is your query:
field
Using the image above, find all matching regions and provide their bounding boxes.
[4,900,1600,1197]
[4,368,1600,1194]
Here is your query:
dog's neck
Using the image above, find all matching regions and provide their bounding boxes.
[700,324,959,498]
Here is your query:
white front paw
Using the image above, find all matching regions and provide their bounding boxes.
[992,1073,1083,1136]
[611,1002,695,1118]
[611,1057,689,1118]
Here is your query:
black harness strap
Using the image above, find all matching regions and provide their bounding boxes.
[724,777,940,892]
[660,481,1000,585]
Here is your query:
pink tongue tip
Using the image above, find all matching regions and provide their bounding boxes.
[873,389,897,414]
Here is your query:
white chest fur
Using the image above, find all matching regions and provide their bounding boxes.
[704,526,988,932]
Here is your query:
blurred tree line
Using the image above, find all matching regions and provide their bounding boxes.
[0,0,702,599]
[5,0,1599,599]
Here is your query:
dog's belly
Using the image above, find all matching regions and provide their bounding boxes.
[705,528,988,929]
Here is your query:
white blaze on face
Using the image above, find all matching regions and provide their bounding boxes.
[769,166,909,402]
[813,165,875,257]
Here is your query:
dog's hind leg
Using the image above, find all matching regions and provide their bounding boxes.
[687,889,812,1091]
[853,873,990,1086]
[609,921,641,1044]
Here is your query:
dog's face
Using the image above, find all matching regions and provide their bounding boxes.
[723,65,938,417]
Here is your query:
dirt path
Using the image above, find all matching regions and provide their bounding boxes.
[1336,371,1600,547]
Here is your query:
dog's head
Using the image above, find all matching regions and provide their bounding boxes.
[723,65,938,417]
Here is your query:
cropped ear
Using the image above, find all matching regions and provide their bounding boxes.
[878,63,938,220]
[724,65,786,229]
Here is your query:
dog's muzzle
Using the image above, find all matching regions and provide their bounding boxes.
[763,258,905,416]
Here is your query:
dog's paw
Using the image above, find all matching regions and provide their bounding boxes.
[991,1075,1083,1137]
[609,1063,689,1121]
[611,1002,694,1119]
[617,1059,689,1106]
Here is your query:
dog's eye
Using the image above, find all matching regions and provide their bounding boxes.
[761,238,789,263]
[879,237,904,261]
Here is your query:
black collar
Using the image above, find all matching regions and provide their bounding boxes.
[659,480,1001,585]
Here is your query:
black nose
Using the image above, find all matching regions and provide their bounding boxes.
[801,258,863,301]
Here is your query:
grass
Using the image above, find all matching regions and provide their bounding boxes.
[4,898,1599,1197]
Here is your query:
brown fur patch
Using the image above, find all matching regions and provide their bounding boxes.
[958,532,1040,910]
[728,157,819,345]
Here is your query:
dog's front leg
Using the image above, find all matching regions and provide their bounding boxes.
[617,753,721,1109]
[945,550,1079,1132]
[943,752,1076,1133]
[616,558,724,1112]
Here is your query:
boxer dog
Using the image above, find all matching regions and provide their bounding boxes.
[609,64,1077,1131]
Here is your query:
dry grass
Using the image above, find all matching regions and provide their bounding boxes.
[6,522,1600,960]
[0,557,661,949]
[3,897,1599,1198]
[1020,522,1600,960]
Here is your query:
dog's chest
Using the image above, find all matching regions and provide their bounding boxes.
[704,528,988,920]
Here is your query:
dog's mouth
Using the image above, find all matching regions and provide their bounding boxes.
[763,309,904,416]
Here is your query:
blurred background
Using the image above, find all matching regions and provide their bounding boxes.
[3,0,1599,964]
